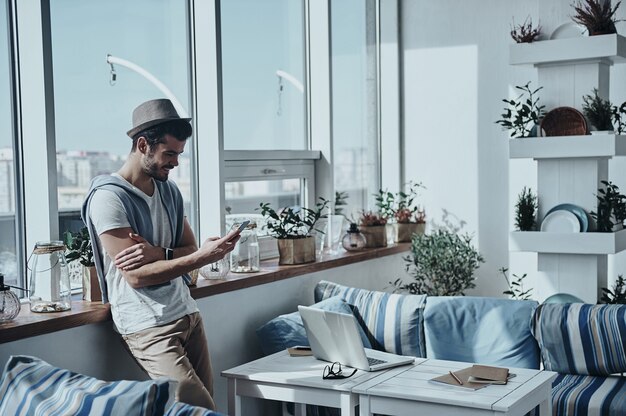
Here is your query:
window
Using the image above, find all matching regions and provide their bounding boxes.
[221,0,306,150]
[331,0,380,219]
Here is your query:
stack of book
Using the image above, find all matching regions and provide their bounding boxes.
[431,364,513,390]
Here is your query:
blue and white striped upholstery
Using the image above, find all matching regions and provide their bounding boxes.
[531,303,626,376]
[314,280,427,357]
[0,355,174,416]
[552,373,626,416]
[165,402,225,415]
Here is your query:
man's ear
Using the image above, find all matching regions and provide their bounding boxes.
[136,136,149,154]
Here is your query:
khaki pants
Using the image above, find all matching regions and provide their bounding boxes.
[122,312,215,410]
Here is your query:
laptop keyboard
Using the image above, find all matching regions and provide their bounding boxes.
[367,357,387,366]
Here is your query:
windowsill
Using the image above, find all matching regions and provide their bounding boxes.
[0,243,410,344]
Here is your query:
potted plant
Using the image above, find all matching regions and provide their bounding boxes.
[515,187,538,231]
[495,82,546,138]
[571,0,622,36]
[375,181,426,243]
[358,211,388,248]
[582,88,614,132]
[500,267,533,300]
[510,17,542,43]
[391,229,484,296]
[601,275,626,304]
[258,198,329,265]
[611,101,626,134]
[63,227,100,302]
[590,180,626,232]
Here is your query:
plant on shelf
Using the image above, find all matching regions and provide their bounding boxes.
[392,229,484,296]
[510,17,542,43]
[358,211,388,248]
[258,198,329,264]
[571,0,622,36]
[600,275,626,304]
[515,187,538,231]
[582,88,614,131]
[495,82,546,138]
[500,267,533,300]
[334,191,349,216]
[611,101,626,134]
[63,227,100,301]
[590,180,626,232]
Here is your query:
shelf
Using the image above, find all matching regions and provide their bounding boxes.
[509,229,626,254]
[509,134,626,159]
[510,34,626,66]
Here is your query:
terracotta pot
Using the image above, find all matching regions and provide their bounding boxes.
[394,222,426,243]
[82,266,101,302]
[360,225,387,248]
[277,236,316,265]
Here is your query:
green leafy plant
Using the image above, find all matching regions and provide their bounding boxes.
[334,191,349,216]
[583,88,614,131]
[601,275,626,304]
[611,101,626,134]
[515,187,538,231]
[63,227,94,267]
[571,0,622,35]
[495,82,546,138]
[374,181,426,223]
[500,267,533,300]
[510,17,542,43]
[258,198,329,239]
[392,229,484,296]
[590,180,626,232]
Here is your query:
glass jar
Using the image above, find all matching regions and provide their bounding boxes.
[342,223,367,251]
[0,273,20,322]
[230,222,260,273]
[29,241,71,313]
[199,257,230,280]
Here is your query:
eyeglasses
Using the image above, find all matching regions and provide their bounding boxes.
[322,361,357,380]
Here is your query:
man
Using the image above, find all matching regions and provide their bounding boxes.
[82,98,239,410]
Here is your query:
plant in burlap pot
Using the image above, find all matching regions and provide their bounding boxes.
[63,227,100,302]
[258,198,329,265]
[393,181,426,242]
[515,187,538,231]
[358,212,388,248]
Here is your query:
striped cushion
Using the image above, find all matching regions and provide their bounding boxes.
[165,402,226,415]
[552,373,626,416]
[0,355,173,416]
[314,280,427,357]
[531,303,626,375]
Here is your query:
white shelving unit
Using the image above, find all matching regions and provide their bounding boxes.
[509,34,626,303]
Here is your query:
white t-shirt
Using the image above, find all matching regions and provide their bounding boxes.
[89,174,198,334]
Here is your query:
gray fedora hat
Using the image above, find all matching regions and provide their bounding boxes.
[127,98,191,138]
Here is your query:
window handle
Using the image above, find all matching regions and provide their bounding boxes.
[261,168,286,175]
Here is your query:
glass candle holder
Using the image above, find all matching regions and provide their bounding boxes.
[0,274,20,322]
[342,223,367,251]
[29,241,71,313]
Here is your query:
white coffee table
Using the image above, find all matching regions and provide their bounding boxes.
[222,350,406,416]
[353,358,557,416]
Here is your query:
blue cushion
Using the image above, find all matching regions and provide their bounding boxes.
[314,280,427,357]
[531,303,626,376]
[165,401,226,415]
[256,296,372,356]
[0,355,173,416]
[552,373,626,416]
[424,296,540,369]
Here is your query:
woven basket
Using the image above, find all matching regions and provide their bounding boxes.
[540,106,588,136]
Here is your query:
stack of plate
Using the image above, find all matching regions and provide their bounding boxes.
[540,203,588,233]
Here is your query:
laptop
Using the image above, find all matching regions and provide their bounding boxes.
[298,305,415,371]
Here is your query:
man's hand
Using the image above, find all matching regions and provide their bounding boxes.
[115,233,163,271]
[198,230,241,264]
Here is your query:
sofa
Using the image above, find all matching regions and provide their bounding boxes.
[0,355,225,416]
[257,280,626,416]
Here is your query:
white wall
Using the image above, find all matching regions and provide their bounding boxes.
[402,0,626,298]
[0,254,406,415]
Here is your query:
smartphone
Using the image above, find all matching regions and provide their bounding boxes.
[228,220,250,240]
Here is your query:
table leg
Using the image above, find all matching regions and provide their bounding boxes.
[539,397,552,416]
[359,395,371,416]
[294,403,306,416]
[227,379,242,416]
[339,393,356,416]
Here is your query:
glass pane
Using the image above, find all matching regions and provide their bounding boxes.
[0,1,20,288]
[225,178,302,236]
[331,0,380,220]
[221,0,306,150]
[51,0,193,248]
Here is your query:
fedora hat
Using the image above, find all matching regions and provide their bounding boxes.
[127,98,191,138]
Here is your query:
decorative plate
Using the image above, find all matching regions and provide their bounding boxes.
[541,210,581,233]
[550,22,587,40]
[546,203,588,232]
[540,107,588,137]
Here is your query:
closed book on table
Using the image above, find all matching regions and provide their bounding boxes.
[467,365,509,385]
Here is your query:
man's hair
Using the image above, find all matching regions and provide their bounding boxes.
[131,119,193,151]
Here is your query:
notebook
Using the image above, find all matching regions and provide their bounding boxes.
[467,364,511,384]
[298,305,415,372]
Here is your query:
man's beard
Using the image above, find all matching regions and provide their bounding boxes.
[143,154,173,182]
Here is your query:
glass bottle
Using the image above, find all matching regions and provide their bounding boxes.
[199,257,230,280]
[0,273,20,322]
[29,241,72,313]
[342,223,367,251]
[230,221,260,273]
